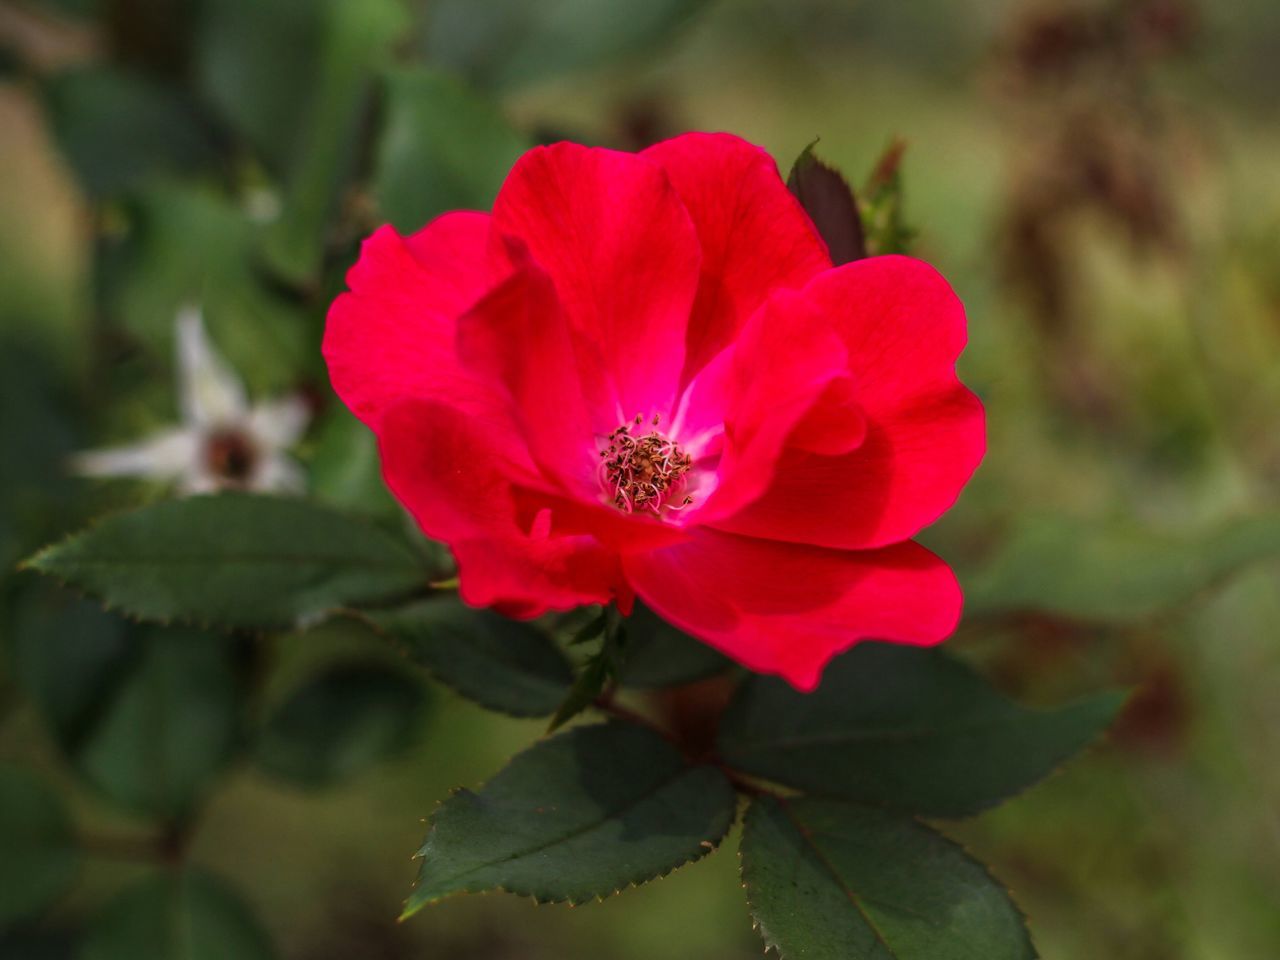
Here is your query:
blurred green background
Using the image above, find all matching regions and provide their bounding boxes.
[2,0,1280,957]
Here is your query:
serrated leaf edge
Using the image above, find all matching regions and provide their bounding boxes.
[18,493,427,632]
[400,728,739,916]
[738,797,1040,960]
[359,606,573,719]
[720,675,1129,819]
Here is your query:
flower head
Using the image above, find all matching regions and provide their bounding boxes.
[74,306,309,495]
[324,133,985,689]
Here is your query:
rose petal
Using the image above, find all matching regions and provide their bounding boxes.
[456,241,604,495]
[379,399,620,616]
[401,211,496,316]
[453,534,622,619]
[715,256,985,549]
[689,288,862,522]
[624,531,961,690]
[642,132,831,382]
[326,223,510,435]
[786,378,868,456]
[492,142,701,418]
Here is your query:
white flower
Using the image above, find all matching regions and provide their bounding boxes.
[72,306,310,495]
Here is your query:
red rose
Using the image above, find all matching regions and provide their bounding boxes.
[324,133,984,690]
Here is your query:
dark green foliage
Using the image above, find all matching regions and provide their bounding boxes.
[546,608,629,731]
[103,185,311,392]
[967,512,1280,622]
[0,765,80,925]
[787,142,867,264]
[43,66,221,198]
[258,0,407,284]
[741,796,1035,960]
[719,643,1124,817]
[307,408,401,519]
[403,722,737,913]
[0,926,78,959]
[0,342,83,569]
[254,661,428,787]
[9,604,240,819]
[195,0,326,171]
[545,646,613,732]
[8,584,133,752]
[424,0,713,89]
[71,627,243,819]
[616,602,732,688]
[368,597,572,717]
[373,66,529,232]
[24,494,429,629]
[81,870,276,960]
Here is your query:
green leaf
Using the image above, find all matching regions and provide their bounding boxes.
[43,66,220,198]
[373,66,529,233]
[367,597,572,718]
[104,184,310,393]
[254,660,428,787]
[8,583,133,753]
[403,721,736,913]
[196,0,325,172]
[74,627,243,819]
[0,345,82,570]
[563,608,607,646]
[741,796,1035,960]
[546,608,628,731]
[307,407,400,519]
[24,494,428,629]
[616,602,732,689]
[0,765,80,925]
[545,647,611,733]
[718,643,1123,817]
[787,142,867,265]
[966,512,1280,623]
[82,869,276,960]
[9,591,240,818]
[259,0,408,284]
[424,0,711,89]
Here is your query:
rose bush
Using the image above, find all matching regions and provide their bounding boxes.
[325,132,985,689]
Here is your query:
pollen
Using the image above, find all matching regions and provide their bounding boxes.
[599,415,694,515]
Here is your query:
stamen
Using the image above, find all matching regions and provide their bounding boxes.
[598,417,694,515]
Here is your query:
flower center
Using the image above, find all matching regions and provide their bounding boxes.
[205,428,258,486]
[599,415,694,515]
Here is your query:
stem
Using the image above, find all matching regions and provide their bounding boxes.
[591,692,782,800]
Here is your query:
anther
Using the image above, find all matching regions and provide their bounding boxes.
[598,416,694,516]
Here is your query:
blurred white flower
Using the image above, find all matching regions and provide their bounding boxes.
[72,305,310,495]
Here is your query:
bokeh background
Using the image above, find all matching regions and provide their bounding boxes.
[3,0,1280,957]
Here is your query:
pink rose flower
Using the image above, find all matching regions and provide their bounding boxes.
[324,133,985,689]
